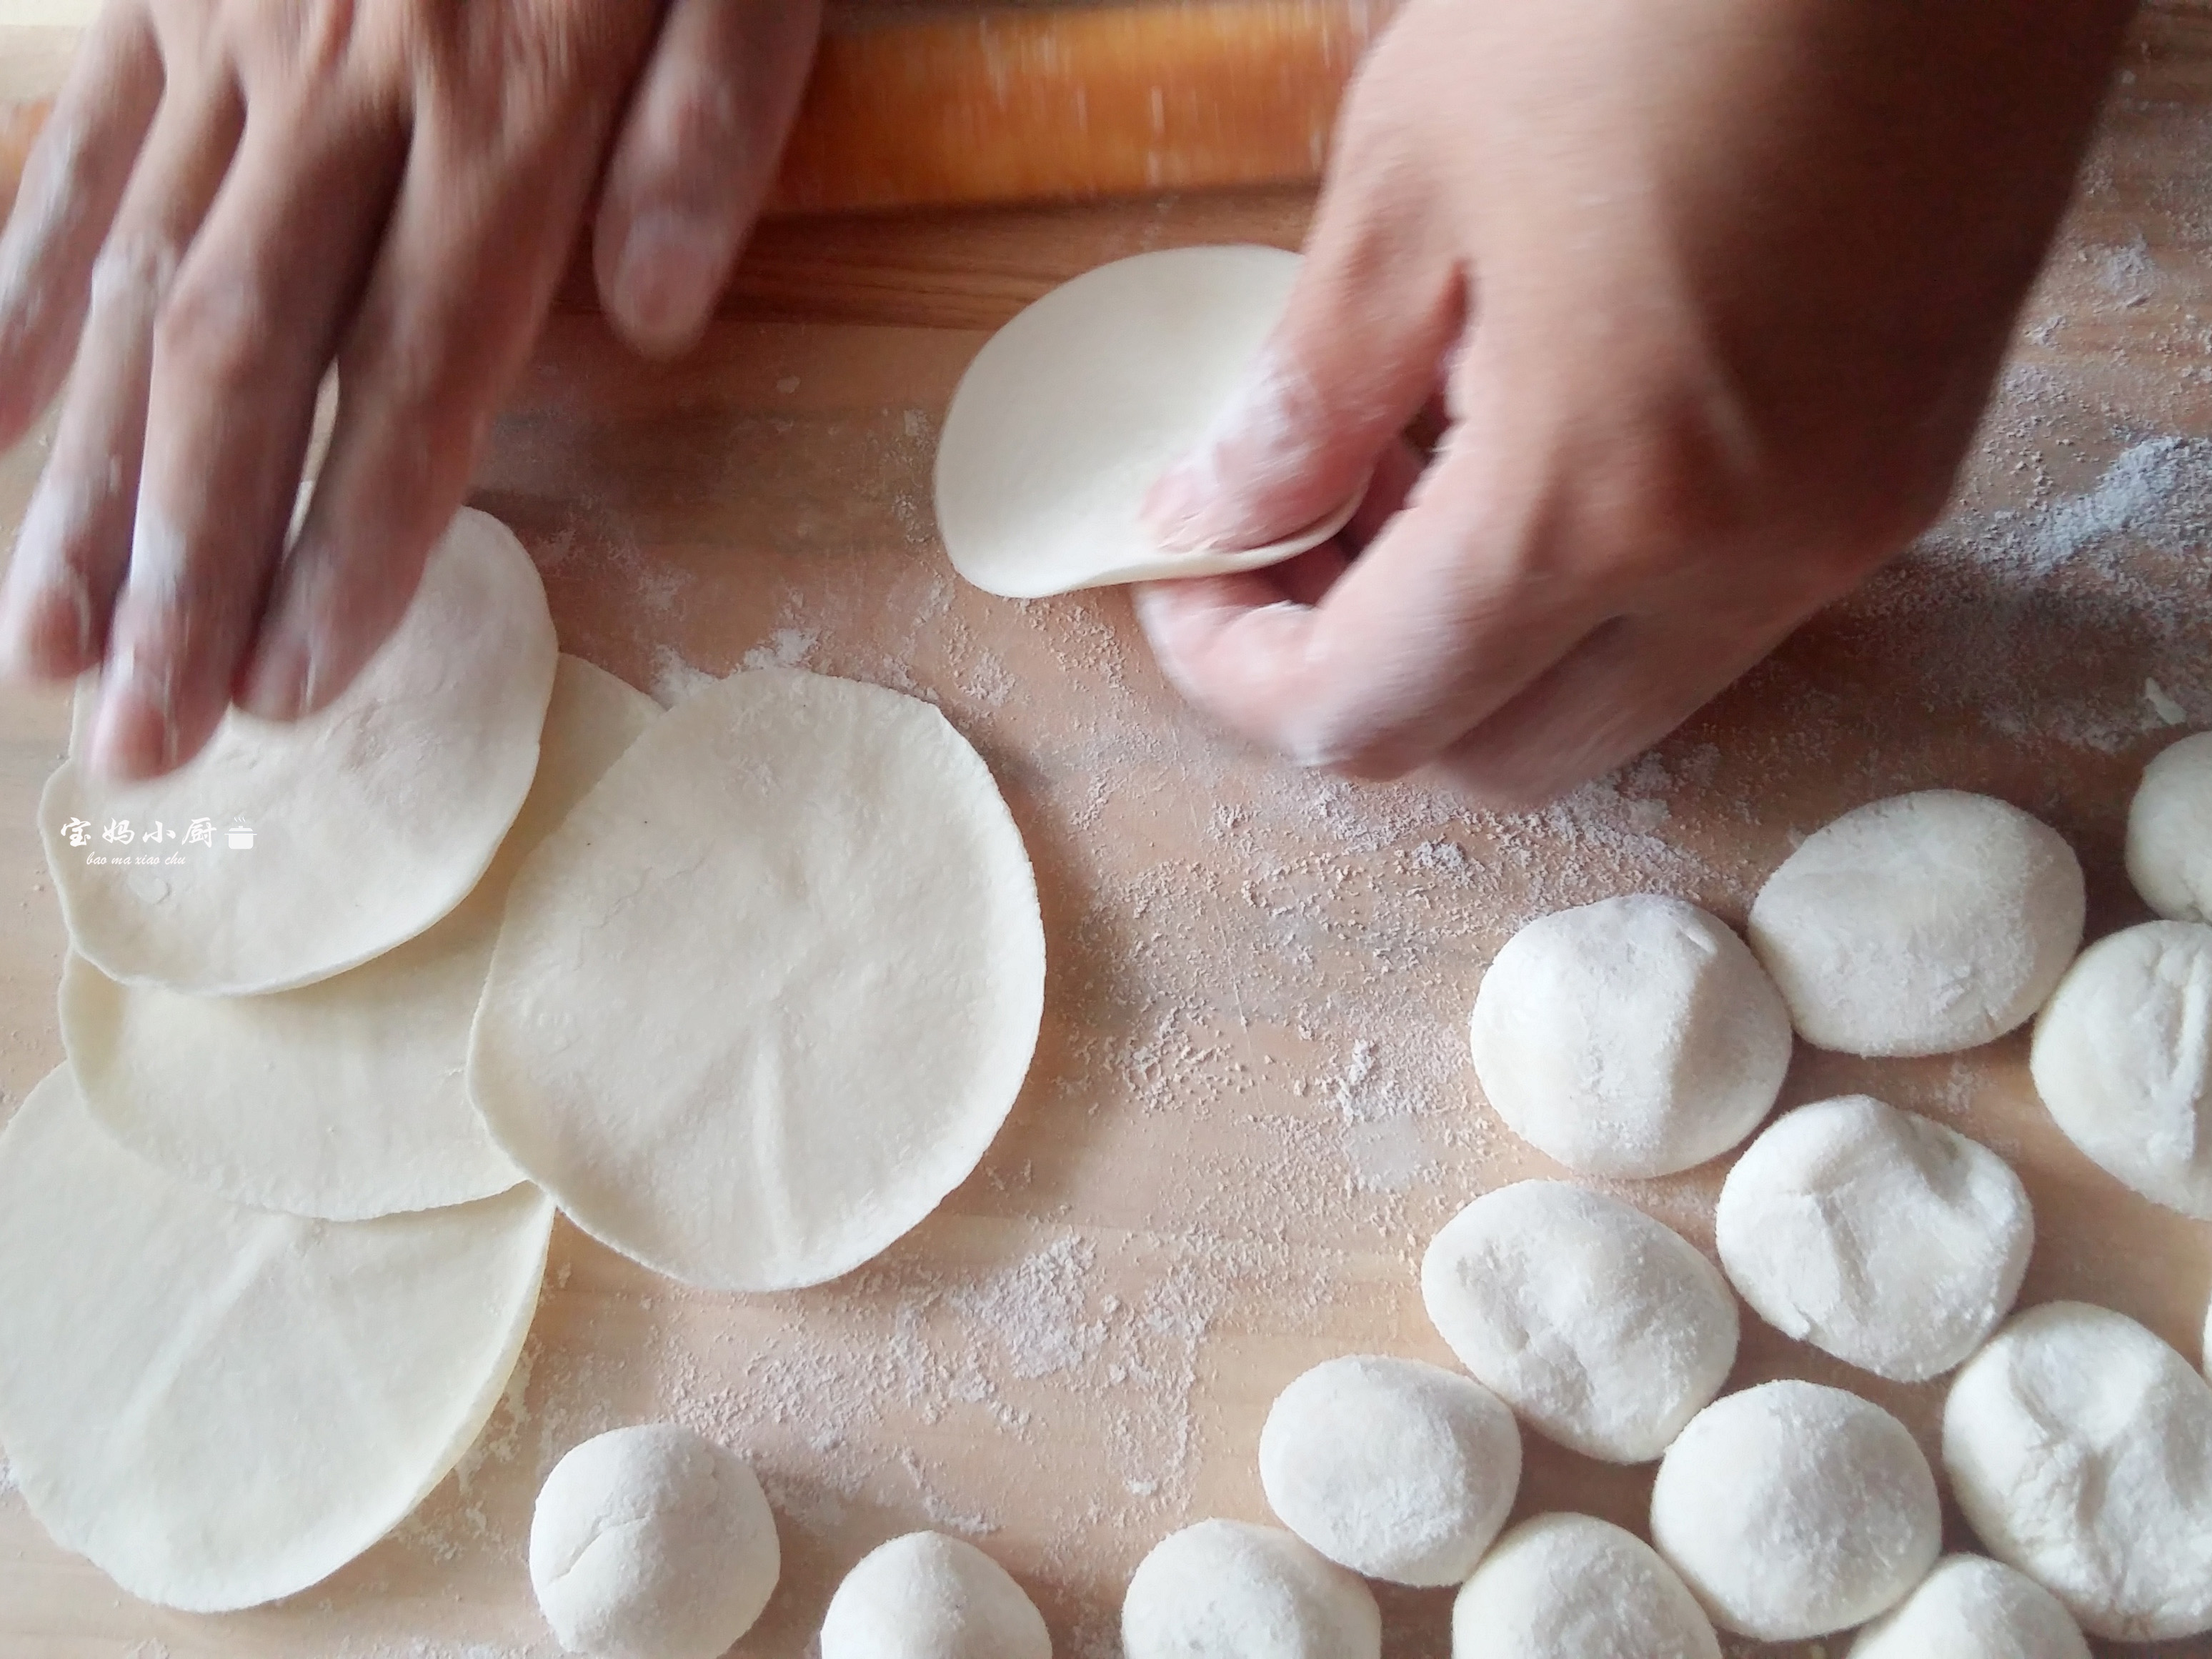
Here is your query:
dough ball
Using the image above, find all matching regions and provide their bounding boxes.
[2030,920,2212,1219]
[1122,1519,1380,1659]
[1467,895,1791,1177]
[1258,1355,1520,1587]
[1450,1513,1720,1659]
[1650,1380,1941,1639]
[819,1531,1050,1659]
[1943,1301,2212,1640]
[1715,1095,2033,1381]
[2128,730,2212,922]
[1848,1555,2090,1659]
[1421,1182,1738,1463]
[1748,790,2085,1057]
[529,1425,779,1659]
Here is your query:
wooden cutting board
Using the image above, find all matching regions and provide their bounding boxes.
[2,6,2211,1658]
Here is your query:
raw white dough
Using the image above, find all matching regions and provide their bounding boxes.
[2128,730,2212,922]
[1257,1354,1520,1587]
[0,1065,552,1611]
[1122,1520,1380,1659]
[61,657,656,1220]
[1848,1555,2091,1659]
[1748,790,2085,1057]
[1943,1301,2212,1640]
[1420,1181,1738,1463]
[1468,895,1791,1177]
[1450,1513,1721,1659]
[933,246,1360,599]
[1715,1095,2033,1381]
[2030,920,2212,1218]
[470,668,1045,1292]
[1651,1380,1941,1640]
[819,1531,1052,1659]
[529,1424,779,1659]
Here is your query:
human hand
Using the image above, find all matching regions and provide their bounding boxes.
[1135,0,2133,804]
[0,0,820,779]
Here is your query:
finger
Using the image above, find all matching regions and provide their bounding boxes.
[594,0,822,358]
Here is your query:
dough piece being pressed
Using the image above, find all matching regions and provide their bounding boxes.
[41,505,557,995]
[1422,1181,1738,1463]
[1748,790,2085,1057]
[2129,730,2212,922]
[819,1531,1051,1659]
[934,246,1360,599]
[1258,1354,1520,1587]
[471,668,1045,1292]
[61,657,655,1220]
[529,1424,779,1659]
[1468,895,1791,1177]
[1943,1301,2212,1640]
[1450,1513,1721,1659]
[2030,920,2212,1219]
[1652,1381,1940,1640]
[1715,1095,2033,1382]
[1122,1520,1380,1659]
[1848,1555,2091,1659]
[0,1066,552,1611]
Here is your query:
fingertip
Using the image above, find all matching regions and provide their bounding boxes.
[234,628,312,722]
[598,204,727,359]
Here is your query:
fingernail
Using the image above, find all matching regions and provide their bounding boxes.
[89,645,174,780]
[238,633,313,722]
[1140,457,1219,553]
[614,209,724,350]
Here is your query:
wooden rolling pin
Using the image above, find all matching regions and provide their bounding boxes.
[0,2,1395,221]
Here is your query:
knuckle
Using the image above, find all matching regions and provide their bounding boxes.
[151,264,266,386]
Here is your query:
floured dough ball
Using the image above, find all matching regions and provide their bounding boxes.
[1122,1520,1380,1659]
[1748,790,2085,1057]
[1943,1302,2212,1640]
[1421,1182,1738,1463]
[1467,895,1791,1177]
[1848,1555,2090,1659]
[2031,920,2212,1218]
[529,1425,779,1659]
[1650,1380,1941,1640]
[1258,1355,1520,1586]
[2128,731,2212,922]
[1715,1095,2033,1381]
[1451,1513,1720,1659]
[819,1531,1050,1659]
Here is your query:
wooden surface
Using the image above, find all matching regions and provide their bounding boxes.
[4,6,2212,1658]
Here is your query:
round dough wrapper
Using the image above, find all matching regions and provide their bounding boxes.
[819,1531,1052,1659]
[2128,730,2212,922]
[1848,1555,2091,1659]
[1122,1519,1380,1659]
[1943,1301,2212,1641]
[1715,1095,2033,1382]
[1468,894,1791,1177]
[2030,920,2212,1219]
[1450,1513,1721,1659]
[1748,790,2085,1057]
[41,505,557,995]
[1650,1380,1941,1640]
[61,657,656,1220]
[471,668,1045,1292]
[0,1066,553,1612]
[1421,1180,1738,1463]
[934,245,1360,599]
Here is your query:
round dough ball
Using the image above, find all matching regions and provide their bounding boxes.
[1943,1302,2212,1640]
[1848,1555,2090,1659]
[1748,790,2085,1057]
[2128,730,2212,922]
[1467,895,1791,1177]
[1715,1095,2033,1381]
[2030,920,2212,1219]
[1450,1513,1720,1659]
[1258,1355,1520,1587]
[819,1531,1050,1659]
[529,1424,779,1659]
[1650,1380,1941,1640]
[1122,1520,1380,1659]
[1421,1182,1738,1463]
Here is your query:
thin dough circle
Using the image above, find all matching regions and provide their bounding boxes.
[470,669,1045,1292]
